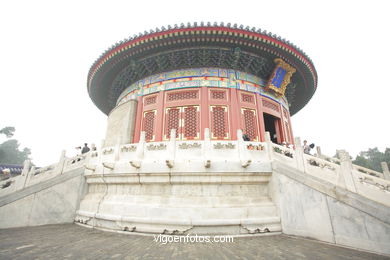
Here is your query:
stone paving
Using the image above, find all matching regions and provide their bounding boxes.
[0,224,388,260]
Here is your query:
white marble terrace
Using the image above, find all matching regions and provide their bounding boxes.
[1,129,389,236]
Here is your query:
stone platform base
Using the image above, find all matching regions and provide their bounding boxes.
[75,169,280,235]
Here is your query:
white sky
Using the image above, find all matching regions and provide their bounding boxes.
[0,0,389,166]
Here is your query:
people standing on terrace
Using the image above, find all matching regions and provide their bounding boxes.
[81,143,90,154]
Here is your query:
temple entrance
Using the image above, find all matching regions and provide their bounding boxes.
[263,113,280,143]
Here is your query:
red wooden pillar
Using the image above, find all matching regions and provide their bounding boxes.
[200,86,209,139]
[132,96,143,143]
[279,103,287,143]
[286,109,295,146]
[230,88,240,140]
[256,94,266,142]
[154,91,165,141]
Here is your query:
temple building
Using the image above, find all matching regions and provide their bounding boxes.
[87,23,316,147]
[1,23,389,256]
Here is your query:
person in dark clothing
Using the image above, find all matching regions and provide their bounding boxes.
[242,134,250,141]
[81,143,90,154]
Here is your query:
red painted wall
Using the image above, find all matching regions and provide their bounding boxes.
[132,87,293,144]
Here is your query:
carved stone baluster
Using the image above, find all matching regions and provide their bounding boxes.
[381,162,390,181]
[316,146,323,159]
[166,129,176,168]
[17,159,31,190]
[264,132,274,162]
[130,132,145,169]
[294,136,304,171]
[237,129,251,168]
[55,150,67,175]
[337,150,357,193]
[203,128,211,168]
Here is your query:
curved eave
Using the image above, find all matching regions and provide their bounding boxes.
[88,25,317,115]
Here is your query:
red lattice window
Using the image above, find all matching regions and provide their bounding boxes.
[241,94,254,103]
[211,90,226,100]
[142,110,156,141]
[167,90,199,101]
[164,106,200,140]
[183,106,199,139]
[210,106,229,139]
[144,95,157,106]
[262,99,280,112]
[242,108,258,141]
[165,108,180,139]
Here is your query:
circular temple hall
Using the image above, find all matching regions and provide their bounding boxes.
[76,22,319,235]
[88,23,317,147]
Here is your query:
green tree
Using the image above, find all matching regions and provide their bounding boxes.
[0,126,32,164]
[353,147,390,172]
[0,127,15,138]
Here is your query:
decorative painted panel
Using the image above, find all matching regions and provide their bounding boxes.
[167,90,199,102]
[116,68,289,110]
[241,93,254,104]
[144,95,157,106]
[210,106,229,139]
[142,110,156,141]
[266,59,296,96]
[262,99,280,112]
[211,90,227,100]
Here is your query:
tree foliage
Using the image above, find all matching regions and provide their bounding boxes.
[353,147,390,172]
[0,126,32,164]
[0,127,15,138]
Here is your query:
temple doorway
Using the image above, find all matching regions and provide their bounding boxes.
[263,113,280,143]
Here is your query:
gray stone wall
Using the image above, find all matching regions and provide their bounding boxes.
[275,169,390,255]
[104,99,137,147]
[0,168,85,228]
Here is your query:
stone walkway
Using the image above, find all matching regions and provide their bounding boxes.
[0,224,388,260]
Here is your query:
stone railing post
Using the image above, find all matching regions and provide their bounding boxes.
[237,129,251,168]
[166,129,176,168]
[17,159,31,190]
[264,132,274,161]
[97,139,105,164]
[55,150,66,175]
[21,159,31,176]
[202,128,211,168]
[381,162,390,181]
[316,146,324,159]
[24,166,35,188]
[294,136,305,171]
[337,150,357,193]
[129,132,145,169]
[114,142,121,161]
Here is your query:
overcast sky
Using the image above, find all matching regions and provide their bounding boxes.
[1,0,389,166]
